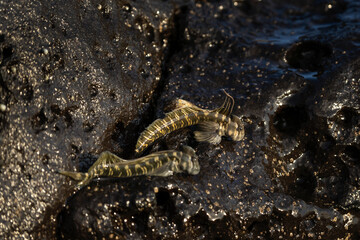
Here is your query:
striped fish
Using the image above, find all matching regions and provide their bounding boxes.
[135,91,244,154]
[58,146,199,187]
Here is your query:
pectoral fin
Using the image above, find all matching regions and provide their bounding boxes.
[197,121,219,132]
[194,130,222,144]
[194,121,222,144]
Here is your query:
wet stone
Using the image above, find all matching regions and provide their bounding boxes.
[284,40,332,71]
[0,0,174,239]
[271,106,309,136]
[1,0,360,239]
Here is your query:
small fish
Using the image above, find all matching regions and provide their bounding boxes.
[193,114,244,144]
[58,146,199,187]
[135,91,244,154]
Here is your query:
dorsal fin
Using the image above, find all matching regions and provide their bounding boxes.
[88,151,128,173]
[213,89,234,116]
[171,90,234,116]
[170,98,206,112]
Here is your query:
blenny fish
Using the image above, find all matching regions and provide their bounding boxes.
[135,91,245,154]
[58,146,199,187]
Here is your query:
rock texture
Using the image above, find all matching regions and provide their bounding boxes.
[0,0,173,238]
[0,0,359,239]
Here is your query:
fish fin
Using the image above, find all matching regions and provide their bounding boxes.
[172,99,204,112]
[88,151,127,173]
[58,170,86,181]
[194,130,222,144]
[77,178,93,188]
[170,91,234,116]
[197,121,220,132]
[195,122,223,143]
[58,170,93,188]
[213,90,234,116]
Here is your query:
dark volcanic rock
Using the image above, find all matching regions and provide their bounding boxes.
[1,0,360,239]
[284,40,332,71]
[0,0,173,239]
[58,0,360,239]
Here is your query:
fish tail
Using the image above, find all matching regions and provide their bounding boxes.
[57,170,87,181]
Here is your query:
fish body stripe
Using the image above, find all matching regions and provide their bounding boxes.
[58,146,200,187]
[90,152,179,178]
[136,111,229,153]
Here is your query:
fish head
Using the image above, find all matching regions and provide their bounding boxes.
[180,145,200,175]
[227,115,245,141]
[181,145,197,157]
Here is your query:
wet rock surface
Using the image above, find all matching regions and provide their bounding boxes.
[1,0,359,239]
[0,0,173,239]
